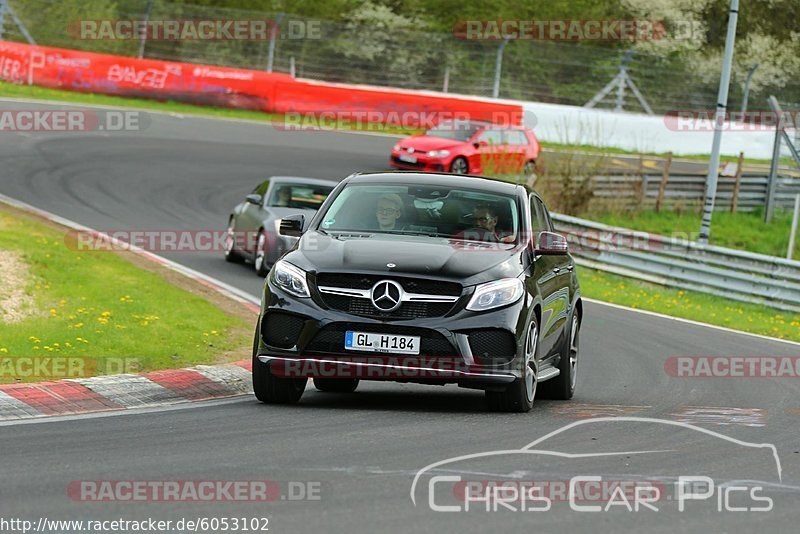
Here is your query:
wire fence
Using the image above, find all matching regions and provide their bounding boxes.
[2,0,799,116]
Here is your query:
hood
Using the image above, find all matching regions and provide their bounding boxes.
[398,135,464,152]
[286,231,524,285]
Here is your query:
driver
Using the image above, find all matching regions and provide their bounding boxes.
[375,194,404,231]
[472,205,514,243]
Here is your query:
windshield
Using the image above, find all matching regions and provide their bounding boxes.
[318,183,519,243]
[424,120,484,142]
[268,183,333,209]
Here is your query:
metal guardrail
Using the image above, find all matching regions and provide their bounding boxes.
[551,213,800,313]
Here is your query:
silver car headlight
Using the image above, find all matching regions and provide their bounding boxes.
[466,278,523,312]
[270,260,310,298]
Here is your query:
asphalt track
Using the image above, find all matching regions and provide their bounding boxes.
[1,101,799,533]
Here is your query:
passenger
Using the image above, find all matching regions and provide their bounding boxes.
[274,186,292,207]
[374,193,404,231]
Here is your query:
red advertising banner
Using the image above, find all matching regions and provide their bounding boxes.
[0,41,522,128]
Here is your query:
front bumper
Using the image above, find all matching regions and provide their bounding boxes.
[389,153,447,172]
[256,279,529,390]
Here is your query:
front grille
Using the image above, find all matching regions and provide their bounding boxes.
[316,274,461,296]
[305,324,457,358]
[261,312,304,348]
[315,274,462,319]
[321,293,455,319]
[468,329,517,365]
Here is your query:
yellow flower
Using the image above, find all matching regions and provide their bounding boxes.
[0,348,7,353]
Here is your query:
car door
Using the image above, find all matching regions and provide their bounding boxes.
[529,195,570,361]
[237,180,270,255]
[471,128,504,174]
[505,129,527,172]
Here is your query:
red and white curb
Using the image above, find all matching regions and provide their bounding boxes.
[0,360,253,420]
[0,194,261,421]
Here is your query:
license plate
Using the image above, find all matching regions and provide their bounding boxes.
[398,153,417,163]
[345,331,420,355]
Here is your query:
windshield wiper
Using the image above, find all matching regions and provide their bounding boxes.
[370,230,452,238]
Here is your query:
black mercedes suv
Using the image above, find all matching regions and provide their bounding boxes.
[252,171,582,412]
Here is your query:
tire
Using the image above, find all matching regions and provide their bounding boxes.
[539,312,579,400]
[485,321,538,413]
[523,160,537,177]
[254,229,270,277]
[224,218,243,263]
[313,378,359,393]
[450,157,469,174]
[252,327,307,404]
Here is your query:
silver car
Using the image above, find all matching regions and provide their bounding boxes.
[224,176,334,276]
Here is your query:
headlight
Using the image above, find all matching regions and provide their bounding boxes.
[426,149,450,158]
[466,278,523,312]
[270,260,310,298]
[392,143,401,152]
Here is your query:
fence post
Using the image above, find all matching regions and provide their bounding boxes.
[289,56,296,78]
[137,0,154,59]
[765,126,781,223]
[266,13,284,73]
[442,67,450,93]
[789,194,800,260]
[492,38,510,98]
[655,152,672,212]
[637,156,647,209]
[0,0,6,41]
[730,151,744,213]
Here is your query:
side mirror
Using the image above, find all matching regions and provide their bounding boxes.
[279,214,305,237]
[245,194,262,205]
[473,140,488,149]
[535,231,568,255]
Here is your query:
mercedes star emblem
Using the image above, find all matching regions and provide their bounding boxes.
[370,280,403,312]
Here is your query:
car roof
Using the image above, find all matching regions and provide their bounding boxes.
[345,171,526,195]
[267,176,336,187]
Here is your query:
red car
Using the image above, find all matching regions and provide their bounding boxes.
[390,120,540,176]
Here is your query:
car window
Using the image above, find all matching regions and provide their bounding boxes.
[477,129,504,145]
[252,180,270,196]
[530,195,550,243]
[268,183,333,209]
[506,130,528,146]
[425,120,483,142]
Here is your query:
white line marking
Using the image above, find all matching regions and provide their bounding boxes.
[0,395,253,427]
[583,297,800,347]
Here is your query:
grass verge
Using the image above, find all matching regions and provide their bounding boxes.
[583,208,800,259]
[0,203,254,383]
[578,266,800,342]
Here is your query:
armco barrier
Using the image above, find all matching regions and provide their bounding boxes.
[0,41,523,128]
[551,213,800,313]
